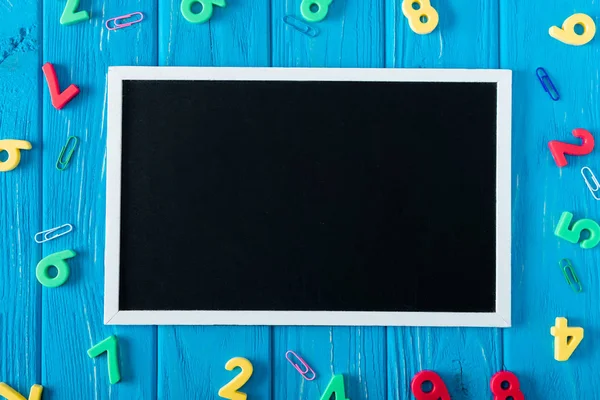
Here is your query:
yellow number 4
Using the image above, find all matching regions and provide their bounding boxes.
[0,383,43,400]
[551,317,584,361]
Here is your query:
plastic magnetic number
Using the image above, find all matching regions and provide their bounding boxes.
[36,249,76,288]
[88,335,121,384]
[181,0,226,23]
[320,374,349,400]
[0,140,32,172]
[218,357,253,400]
[402,0,439,35]
[60,0,89,25]
[551,317,584,361]
[549,13,596,46]
[548,128,595,167]
[490,371,524,400]
[42,63,81,110]
[0,383,43,400]
[410,371,450,400]
[300,0,332,23]
[554,211,600,249]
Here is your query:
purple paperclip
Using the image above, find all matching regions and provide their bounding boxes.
[285,350,316,381]
[105,12,144,31]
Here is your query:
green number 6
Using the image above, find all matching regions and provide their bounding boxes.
[181,0,226,24]
[555,211,600,249]
[301,0,333,22]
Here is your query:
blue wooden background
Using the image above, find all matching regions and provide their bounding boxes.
[0,0,597,398]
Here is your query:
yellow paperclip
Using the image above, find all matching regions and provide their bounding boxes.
[549,13,596,46]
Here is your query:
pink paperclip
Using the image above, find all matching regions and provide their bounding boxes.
[105,12,144,31]
[285,350,316,381]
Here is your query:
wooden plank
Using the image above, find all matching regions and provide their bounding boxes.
[0,0,41,394]
[156,1,271,399]
[41,1,157,397]
[385,0,502,398]
[271,2,387,399]
[500,2,599,398]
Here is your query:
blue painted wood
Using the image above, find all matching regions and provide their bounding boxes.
[501,2,600,398]
[271,2,387,399]
[0,0,41,394]
[385,0,503,399]
[41,0,157,398]
[274,327,386,400]
[5,1,600,398]
[156,1,271,399]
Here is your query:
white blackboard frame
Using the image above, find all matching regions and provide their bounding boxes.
[105,67,512,327]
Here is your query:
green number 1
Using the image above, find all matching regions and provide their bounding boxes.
[320,375,350,400]
[555,211,600,249]
[181,0,226,24]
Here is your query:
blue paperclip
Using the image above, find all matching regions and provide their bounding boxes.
[283,16,319,38]
[536,67,560,101]
[285,350,316,381]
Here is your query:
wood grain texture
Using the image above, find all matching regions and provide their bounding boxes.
[271,1,387,399]
[41,0,157,398]
[156,0,271,398]
[501,1,600,398]
[0,0,41,394]
[7,0,600,399]
[385,0,503,399]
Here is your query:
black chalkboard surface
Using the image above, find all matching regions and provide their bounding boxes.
[105,68,512,326]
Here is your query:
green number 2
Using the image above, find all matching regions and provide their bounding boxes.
[60,0,89,26]
[181,0,226,24]
[320,375,350,400]
[555,211,600,249]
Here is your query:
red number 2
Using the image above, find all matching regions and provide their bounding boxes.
[548,128,595,167]
[490,371,524,400]
[411,370,451,400]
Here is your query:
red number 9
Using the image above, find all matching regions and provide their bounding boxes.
[490,371,524,400]
[411,370,451,400]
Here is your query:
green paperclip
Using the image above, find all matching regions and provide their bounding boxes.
[56,136,78,171]
[559,258,582,293]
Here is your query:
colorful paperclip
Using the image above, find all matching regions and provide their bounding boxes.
[559,258,582,293]
[536,67,560,101]
[56,136,78,171]
[285,350,316,381]
[581,166,600,200]
[34,224,73,244]
[283,16,319,38]
[105,12,144,31]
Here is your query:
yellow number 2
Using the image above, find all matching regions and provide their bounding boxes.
[549,13,596,46]
[551,317,584,361]
[218,357,254,400]
[0,383,43,400]
[402,0,439,35]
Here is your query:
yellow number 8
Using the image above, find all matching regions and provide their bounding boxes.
[402,0,439,35]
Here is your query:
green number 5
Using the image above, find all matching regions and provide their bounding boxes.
[555,211,600,249]
[181,0,226,24]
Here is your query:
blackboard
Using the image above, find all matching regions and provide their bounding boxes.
[105,68,512,327]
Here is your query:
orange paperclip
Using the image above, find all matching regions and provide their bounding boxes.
[105,12,144,31]
[285,350,316,381]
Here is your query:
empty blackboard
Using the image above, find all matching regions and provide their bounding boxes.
[105,68,512,327]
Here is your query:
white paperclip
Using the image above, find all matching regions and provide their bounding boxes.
[581,167,600,200]
[34,224,73,243]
